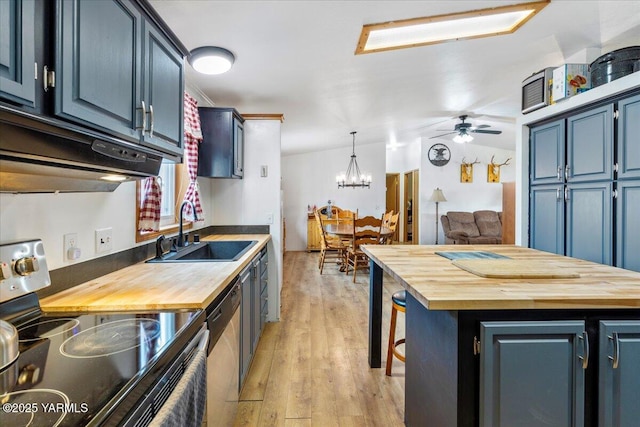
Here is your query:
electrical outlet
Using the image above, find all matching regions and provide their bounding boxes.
[64,233,79,261]
[95,228,113,253]
[265,213,274,224]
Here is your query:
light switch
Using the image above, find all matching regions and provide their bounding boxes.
[261,165,268,177]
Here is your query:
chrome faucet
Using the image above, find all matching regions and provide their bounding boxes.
[177,201,198,247]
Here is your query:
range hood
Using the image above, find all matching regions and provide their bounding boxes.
[0,106,165,193]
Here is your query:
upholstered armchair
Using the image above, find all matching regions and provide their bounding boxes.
[440,210,503,244]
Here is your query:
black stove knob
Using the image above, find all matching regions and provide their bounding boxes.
[14,256,39,276]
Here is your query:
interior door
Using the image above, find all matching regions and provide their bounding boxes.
[403,170,419,244]
[386,173,399,214]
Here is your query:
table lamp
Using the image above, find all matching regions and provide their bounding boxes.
[429,188,447,244]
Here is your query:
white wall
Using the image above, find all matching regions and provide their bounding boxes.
[419,140,516,245]
[281,142,387,251]
[386,138,421,241]
[208,119,283,321]
[0,179,214,270]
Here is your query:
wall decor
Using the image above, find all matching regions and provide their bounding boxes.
[487,155,512,183]
[460,157,479,183]
[428,143,451,167]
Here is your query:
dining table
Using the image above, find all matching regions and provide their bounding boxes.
[324,223,394,240]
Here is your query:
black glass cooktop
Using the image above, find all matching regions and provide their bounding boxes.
[0,309,203,426]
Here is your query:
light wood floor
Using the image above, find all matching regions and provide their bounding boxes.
[233,251,406,426]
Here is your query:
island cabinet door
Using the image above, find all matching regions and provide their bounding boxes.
[598,321,640,427]
[480,321,587,427]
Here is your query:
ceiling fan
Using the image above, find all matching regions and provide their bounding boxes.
[429,115,502,143]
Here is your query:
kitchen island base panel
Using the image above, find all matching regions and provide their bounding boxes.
[405,295,481,427]
[368,259,383,368]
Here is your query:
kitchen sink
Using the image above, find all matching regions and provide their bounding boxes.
[147,240,257,263]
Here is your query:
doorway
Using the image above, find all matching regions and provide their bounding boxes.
[403,170,419,244]
[386,173,400,243]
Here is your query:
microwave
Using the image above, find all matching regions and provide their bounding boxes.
[521,68,554,114]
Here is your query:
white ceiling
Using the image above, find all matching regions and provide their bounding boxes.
[150,0,640,155]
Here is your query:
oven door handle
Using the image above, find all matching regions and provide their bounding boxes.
[196,328,210,353]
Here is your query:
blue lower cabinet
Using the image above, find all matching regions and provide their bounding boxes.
[599,321,640,427]
[530,184,565,254]
[480,321,586,427]
[566,181,612,265]
[616,180,640,272]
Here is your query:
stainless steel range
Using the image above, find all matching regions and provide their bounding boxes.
[0,239,206,426]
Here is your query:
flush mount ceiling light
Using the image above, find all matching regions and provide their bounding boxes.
[188,46,235,74]
[355,0,549,54]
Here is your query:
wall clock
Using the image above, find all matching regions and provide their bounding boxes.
[428,143,451,167]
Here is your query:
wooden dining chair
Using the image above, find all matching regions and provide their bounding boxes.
[345,215,382,282]
[385,212,400,244]
[314,210,346,274]
[382,210,393,228]
[337,209,356,222]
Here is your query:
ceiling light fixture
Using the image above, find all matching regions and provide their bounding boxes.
[188,46,235,74]
[336,131,371,189]
[355,0,549,54]
[453,132,473,144]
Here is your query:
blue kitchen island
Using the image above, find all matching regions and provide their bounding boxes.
[361,244,640,427]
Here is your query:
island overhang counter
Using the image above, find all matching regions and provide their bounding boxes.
[361,244,640,427]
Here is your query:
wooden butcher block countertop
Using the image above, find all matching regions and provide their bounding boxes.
[40,234,271,312]
[361,244,640,311]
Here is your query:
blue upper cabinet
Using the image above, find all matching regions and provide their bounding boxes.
[598,321,640,427]
[140,20,183,156]
[55,0,183,157]
[617,94,640,180]
[566,104,613,183]
[55,0,142,141]
[530,119,565,185]
[0,0,36,107]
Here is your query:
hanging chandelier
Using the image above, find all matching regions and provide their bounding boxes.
[336,131,371,188]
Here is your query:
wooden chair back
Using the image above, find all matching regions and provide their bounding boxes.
[313,210,327,248]
[385,212,400,244]
[316,209,343,248]
[352,215,383,251]
[382,210,394,228]
[337,209,356,223]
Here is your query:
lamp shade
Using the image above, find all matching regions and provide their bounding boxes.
[188,46,235,75]
[429,188,447,203]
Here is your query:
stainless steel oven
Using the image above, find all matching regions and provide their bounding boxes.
[0,239,206,426]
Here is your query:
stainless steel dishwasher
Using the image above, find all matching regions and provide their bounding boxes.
[203,278,241,426]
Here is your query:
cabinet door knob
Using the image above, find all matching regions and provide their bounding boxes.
[557,166,562,181]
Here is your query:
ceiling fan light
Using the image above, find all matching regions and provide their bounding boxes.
[453,133,473,143]
[189,46,235,75]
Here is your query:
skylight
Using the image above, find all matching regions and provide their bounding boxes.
[356,1,549,54]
